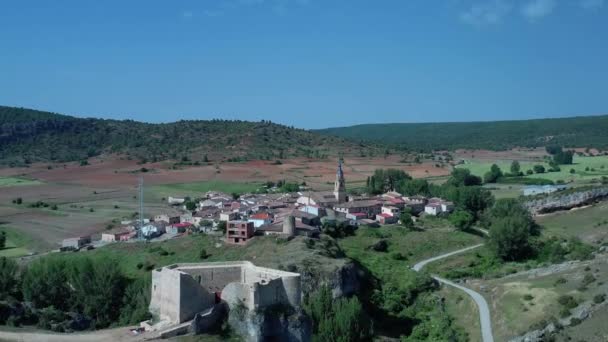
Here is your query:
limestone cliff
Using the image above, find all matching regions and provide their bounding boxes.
[227,305,312,342]
[524,186,608,215]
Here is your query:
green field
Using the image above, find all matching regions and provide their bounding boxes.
[536,201,608,243]
[0,176,43,187]
[149,180,263,199]
[458,155,608,184]
[339,225,484,267]
[0,225,35,258]
[48,234,344,279]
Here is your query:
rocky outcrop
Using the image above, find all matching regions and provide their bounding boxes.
[190,303,228,335]
[524,186,608,215]
[227,305,312,342]
[298,259,362,299]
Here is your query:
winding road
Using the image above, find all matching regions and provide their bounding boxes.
[412,244,495,342]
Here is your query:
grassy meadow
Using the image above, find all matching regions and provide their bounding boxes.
[0,177,43,187]
[535,201,608,244]
[458,155,608,184]
[0,224,37,258]
[149,180,263,199]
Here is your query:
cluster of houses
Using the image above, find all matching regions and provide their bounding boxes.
[61,161,454,249]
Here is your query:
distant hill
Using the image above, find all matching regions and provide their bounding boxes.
[0,106,381,165]
[316,115,608,152]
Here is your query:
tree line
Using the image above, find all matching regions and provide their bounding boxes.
[0,255,150,331]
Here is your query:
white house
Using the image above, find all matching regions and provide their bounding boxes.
[424,203,442,216]
[168,197,186,205]
[440,201,455,213]
[141,224,165,238]
[381,206,400,217]
[220,212,238,222]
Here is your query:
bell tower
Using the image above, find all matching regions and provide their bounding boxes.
[334,159,347,203]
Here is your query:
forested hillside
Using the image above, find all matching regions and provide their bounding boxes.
[316,115,608,151]
[0,106,378,165]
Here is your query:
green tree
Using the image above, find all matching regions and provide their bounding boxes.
[217,221,227,233]
[510,160,521,175]
[449,210,474,230]
[305,285,372,342]
[400,212,414,229]
[486,199,539,261]
[0,257,18,300]
[397,179,430,196]
[185,200,197,211]
[118,277,152,325]
[533,165,546,174]
[0,231,5,249]
[367,169,412,194]
[447,168,481,187]
[483,164,503,183]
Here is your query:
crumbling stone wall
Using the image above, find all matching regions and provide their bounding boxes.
[149,261,302,325]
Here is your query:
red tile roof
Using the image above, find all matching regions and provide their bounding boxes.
[250,213,272,220]
[172,222,193,228]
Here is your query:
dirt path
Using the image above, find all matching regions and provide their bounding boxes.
[412,244,494,342]
[0,327,147,342]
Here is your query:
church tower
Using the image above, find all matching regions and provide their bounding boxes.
[334,159,347,203]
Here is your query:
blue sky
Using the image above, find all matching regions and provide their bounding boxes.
[1,0,606,128]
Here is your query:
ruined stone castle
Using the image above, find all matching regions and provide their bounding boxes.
[149,261,302,325]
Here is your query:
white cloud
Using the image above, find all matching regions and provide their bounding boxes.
[460,0,512,26]
[521,0,556,21]
[581,0,605,10]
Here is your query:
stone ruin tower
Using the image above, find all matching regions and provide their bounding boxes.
[283,215,296,237]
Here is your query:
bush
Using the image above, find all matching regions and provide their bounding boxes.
[371,240,388,252]
[569,317,581,326]
[582,273,596,286]
[199,248,209,259]
[557,295,578,309]
[555,277,568,285]
[523,294,534,301]
[593,294,606,304]
[391,252,406,260]
[533,165,546,174]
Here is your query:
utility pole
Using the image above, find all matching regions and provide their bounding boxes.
[139,176,144,238]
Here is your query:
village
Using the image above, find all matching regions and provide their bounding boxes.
[61,161,455,250]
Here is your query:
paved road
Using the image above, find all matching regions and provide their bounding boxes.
[412,244,494,342]
[412,243,485,271]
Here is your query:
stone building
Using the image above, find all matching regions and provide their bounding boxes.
[149,261,302,325]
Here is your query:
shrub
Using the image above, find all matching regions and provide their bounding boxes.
[199,248,209,259]
[371,240,388,252]
[593,294,606,304]
[523,294,534,301]
[557,295,578,309]
[569,317,581,326]
[582,273,596,286]
[391,252,406,260]
[555,277,568,285]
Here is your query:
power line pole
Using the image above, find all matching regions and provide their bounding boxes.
[139,176,144,238]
